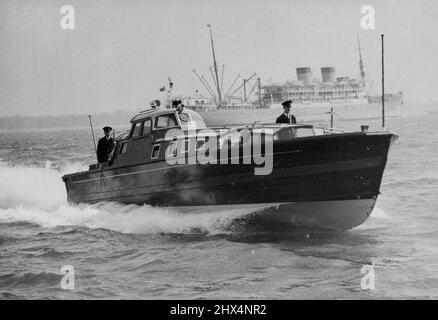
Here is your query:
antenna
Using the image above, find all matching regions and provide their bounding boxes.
[209,66,219,92]
[207,24,222,106]
[357,35,366,83]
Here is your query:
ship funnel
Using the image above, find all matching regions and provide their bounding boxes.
[321,67,336,83]
[296,67,312,83]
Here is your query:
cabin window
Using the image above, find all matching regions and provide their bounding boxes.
[143,119,152,135]
[151,144,160,159]
[155,114,178,129]
[119,142,128,154]
[131,122,142,137]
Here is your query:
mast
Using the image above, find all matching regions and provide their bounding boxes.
[207,24,222,106]
[209,66,219,92]
[357,35,366,84]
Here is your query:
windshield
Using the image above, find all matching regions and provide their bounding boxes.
[219,128,273,148]
[155,113,178,129]
[274,126,315,140]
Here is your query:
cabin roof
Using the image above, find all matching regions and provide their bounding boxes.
[130,108,178,123]
[130,107,203,123]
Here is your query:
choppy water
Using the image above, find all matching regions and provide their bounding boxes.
[0,111,437,299]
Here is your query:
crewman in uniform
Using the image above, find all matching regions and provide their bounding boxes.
[276,99,297,124]
[97,126,115,164]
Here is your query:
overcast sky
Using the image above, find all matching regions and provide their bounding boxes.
[1,0,437,116]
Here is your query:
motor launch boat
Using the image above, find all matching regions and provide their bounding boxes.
[62,107,397,230]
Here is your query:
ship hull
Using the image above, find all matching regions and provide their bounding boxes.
[63,132,396,230]
[192,100,403,126]
[255,199,375,230]
[174,198,375,231]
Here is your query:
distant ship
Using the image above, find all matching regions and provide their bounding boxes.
[257,66,403,124]
[180,71,403,126]
[167,28,403,126]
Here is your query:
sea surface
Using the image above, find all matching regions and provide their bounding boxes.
[0,109,437,299]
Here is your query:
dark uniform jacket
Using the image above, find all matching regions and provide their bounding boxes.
[97,137,115,163]
[276,113,296,124]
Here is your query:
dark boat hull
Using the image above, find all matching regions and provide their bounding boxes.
[63,132,396,230]
[174,199,375,231]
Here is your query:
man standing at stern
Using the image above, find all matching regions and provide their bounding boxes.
[276,99,297,124]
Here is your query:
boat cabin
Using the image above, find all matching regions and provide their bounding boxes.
[97,108,207,170]
[90,107,324,172]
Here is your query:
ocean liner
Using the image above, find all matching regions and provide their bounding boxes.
[171,30,403,126]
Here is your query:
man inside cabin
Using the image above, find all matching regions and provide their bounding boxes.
[97,126,115,164]
[276,99,297,124]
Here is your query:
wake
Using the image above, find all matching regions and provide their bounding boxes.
[0,161,253,234]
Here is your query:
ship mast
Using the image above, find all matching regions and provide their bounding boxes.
[357,35,366,84]
[207,24,222,106]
